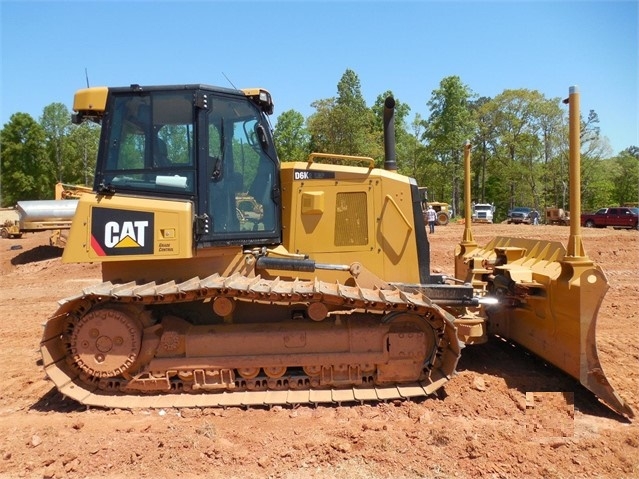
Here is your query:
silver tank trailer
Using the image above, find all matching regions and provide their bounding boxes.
[16,200,78,230]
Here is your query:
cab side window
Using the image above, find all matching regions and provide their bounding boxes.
[207,100,277,235]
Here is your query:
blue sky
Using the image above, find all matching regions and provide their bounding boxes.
[1,1,637,154]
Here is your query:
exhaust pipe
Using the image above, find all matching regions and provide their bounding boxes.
[383,96,397,172]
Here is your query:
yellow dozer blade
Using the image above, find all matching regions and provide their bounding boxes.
[456,236,633,418]
[453,87,632,418]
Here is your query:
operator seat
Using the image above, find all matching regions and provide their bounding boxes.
[154,138,170,167]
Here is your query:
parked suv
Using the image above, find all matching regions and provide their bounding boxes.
[507,207,533,224]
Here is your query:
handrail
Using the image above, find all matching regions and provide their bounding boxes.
[307,152,375,169]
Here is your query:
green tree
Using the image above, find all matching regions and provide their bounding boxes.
[470,96,495,204]
[40,103,71,182]
[534,96,563,213]
[336,69,367,111]
[307,69,377,160]
[575,109,617,210]
[579,158,614,210]
[479,89,559,215]
[67,121,100,186]
[273,110,310,162]
[406,113,428,182]
[0,113,52,206]
[307,97,339,153]
[422,76,476,215]
[612,148,639,206]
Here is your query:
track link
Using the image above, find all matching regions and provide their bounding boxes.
[41,273,461,409]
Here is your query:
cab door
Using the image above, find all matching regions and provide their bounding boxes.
[196,92,281,247]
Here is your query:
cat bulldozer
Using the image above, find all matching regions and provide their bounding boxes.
[40,84,632,417]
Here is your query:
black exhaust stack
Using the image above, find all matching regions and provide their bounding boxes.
[383,95,433,283]
[383,96,397,172]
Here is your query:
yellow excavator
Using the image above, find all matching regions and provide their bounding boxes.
[40,84,632,417]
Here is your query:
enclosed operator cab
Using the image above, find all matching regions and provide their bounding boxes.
[69,84,281,265]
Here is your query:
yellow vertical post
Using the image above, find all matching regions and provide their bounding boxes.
[462,140,475,244]
[455,140,477,280]
[565,86,586,259]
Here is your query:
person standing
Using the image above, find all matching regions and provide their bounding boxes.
[531,209,539,225]
[427,205,437,234]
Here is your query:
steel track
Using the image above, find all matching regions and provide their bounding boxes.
[41,273,462,409]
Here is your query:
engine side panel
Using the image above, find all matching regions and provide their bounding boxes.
[279,161,422,285]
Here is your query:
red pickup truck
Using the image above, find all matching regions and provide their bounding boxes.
[581,207,639,230]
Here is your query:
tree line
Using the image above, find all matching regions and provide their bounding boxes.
[274,70,639,221]
[1,71,637,222]
[0,103,100,207]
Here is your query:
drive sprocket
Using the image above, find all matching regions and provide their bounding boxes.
[69,308,142,378]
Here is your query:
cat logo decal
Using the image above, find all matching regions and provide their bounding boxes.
[91,208,154,256]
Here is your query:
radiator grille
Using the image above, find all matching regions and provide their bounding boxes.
[334,192,368,246]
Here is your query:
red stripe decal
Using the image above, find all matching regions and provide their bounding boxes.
[91,235,106,256]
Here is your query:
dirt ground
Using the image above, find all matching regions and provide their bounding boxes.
[0,223,637,479]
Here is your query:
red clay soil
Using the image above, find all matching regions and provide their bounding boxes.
[0,224,637,479]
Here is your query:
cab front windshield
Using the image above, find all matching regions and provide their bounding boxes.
[101,91,196,194]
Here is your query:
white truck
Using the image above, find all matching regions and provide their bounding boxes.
[471,202,495,223]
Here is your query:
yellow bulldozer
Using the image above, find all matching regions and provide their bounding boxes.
[0,219,22,239]
[40,84,632,417]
